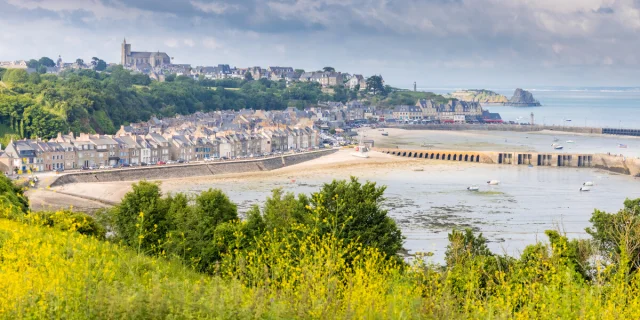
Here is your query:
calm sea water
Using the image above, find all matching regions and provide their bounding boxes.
[424,88,640,129]
[175,161,639,263]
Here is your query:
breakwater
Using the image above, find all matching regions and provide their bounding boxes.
[376,148,640,177]
[50,149,338,187]
[383,124,603,134]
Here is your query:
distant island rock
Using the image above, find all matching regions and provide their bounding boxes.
[504,88,541,106]
[448,89,508,103]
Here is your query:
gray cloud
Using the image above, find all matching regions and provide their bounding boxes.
[1,0,639,87]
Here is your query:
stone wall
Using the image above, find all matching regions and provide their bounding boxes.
[376,148,639,176]
[50,149,338,187]
[384,124,603,134]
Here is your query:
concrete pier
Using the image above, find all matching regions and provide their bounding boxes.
[375,148,640,176]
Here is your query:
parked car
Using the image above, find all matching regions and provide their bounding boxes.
[177,159,185,164]
[140,162,148,166]
[157,161,166,165]
[81,166,90,170]
[122,163,130,167]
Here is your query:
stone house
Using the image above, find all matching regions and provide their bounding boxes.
[348,75,366,90]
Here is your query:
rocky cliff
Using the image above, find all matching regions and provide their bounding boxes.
[448,89,508,103]
[504,88,541,106]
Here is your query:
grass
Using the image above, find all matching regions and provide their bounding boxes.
[3,210,640,319]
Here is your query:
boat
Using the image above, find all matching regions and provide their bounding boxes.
[579,186,591,192]
[552,143,563,150]
[553,137,559,142]
[619,144,628,148]
[566,140,575,143]
[351,132,370,158]
[381,132,389,136]
[487,180,500,185]
[413,168,424,172]
[583,181,594,186]
[467,186,480,191]
[421,143,434,148]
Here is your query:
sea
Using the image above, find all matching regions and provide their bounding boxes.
[172,87,640,263]
[424,87,640,129]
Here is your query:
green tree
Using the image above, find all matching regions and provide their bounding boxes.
[112,181,170,252]
[323,67,335,72]
[26,59,40,69]
[244,72,254,81]
[1,69,29,84]
[91,57,107,71]
[445,228,492,267]
[168,189,239,272]
[37,65,47,74]
[309,177,404,259]
[586,198,640,271]
[75,58,84,66]
[294,69,305,76]
[366,75,385,95]
[38,57,56,67]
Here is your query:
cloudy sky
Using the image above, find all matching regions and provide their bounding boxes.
[1,0,639,88]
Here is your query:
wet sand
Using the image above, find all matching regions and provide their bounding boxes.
[49,149,421,205]
[373,128,640,157]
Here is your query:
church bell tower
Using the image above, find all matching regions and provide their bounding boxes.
[121,38,131,66]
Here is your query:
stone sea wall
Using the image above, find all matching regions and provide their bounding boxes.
[384,124,604,134]
[376,148,640,177]
[50,149,338,187]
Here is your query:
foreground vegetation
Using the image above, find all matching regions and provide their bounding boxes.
[1,174,640,318]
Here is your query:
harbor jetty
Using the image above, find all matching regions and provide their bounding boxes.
[375,148,640,177]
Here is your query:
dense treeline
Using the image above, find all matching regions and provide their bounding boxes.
[2,173,640,317]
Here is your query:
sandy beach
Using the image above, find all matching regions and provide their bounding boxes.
[42,149,425,206]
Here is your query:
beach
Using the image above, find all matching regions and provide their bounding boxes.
[30,129,640,262]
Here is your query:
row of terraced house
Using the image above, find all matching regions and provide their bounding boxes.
[0,126,319,173]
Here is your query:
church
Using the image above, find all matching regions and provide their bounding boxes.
[120,39,171,68]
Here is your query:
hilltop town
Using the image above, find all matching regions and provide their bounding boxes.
[0,39,505,174]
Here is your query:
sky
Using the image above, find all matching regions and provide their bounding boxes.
[1,0,639,88]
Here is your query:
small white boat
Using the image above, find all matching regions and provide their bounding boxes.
[351,132,370,158]
[619,144,628,148]
[583,181,594,186]
[552,144,563,150]
[579,186,591,192]
[381,132,389,136]
[467,186,480,191]
[566,140,575,143]
[351,145,369,158]
[487,180,500,185]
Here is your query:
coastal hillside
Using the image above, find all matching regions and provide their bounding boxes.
[448,89,508,103]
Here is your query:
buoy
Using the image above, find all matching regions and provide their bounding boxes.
[583,181,594,186]
[487,180,500,185]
